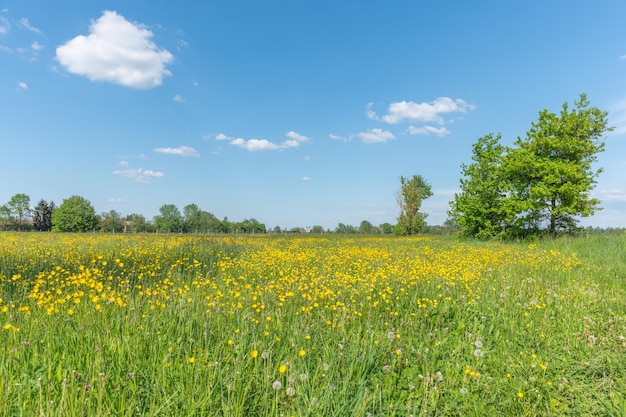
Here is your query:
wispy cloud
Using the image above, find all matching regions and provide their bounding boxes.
[56,10,173,89]
[609,99,626,135]
[211,131,311,152]
[16,81,27,91]
[302,176,311,181]
[154,145,200,157]
[19,17,41,33]
[594,188,626,202]
[173,94,185,102]
[31,41,43,51]
[356,128,395,143]
[329,133,348,141]
[0,16,9,34]
[113,168,164,183]
[367,97,474,125]
[108,197,125,203]
[407,125,451,137]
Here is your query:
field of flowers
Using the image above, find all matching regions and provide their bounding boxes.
[1,232,625,416]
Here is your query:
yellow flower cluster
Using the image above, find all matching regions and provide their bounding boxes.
[0,234,580,324]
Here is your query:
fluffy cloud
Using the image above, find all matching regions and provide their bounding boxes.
[17,81,27,90]
[407,125,451,137]
[231,138,280,151]
[367,97,474,124]
[356,128,395,143]
[56,10,173,89]
[113,168,164,183]
[214,131,311,152]
[286,131,310,143]
[153,145,200,157]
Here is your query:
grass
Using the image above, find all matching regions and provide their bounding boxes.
[0,232,625,416]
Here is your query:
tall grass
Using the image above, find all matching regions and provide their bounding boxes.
[0,232,624,416]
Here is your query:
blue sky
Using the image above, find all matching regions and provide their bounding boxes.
[1,1,625,230]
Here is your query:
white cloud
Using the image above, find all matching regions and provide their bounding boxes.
[219,131,311,152]
[113,168,164,183]
[367,97,475,124]
[0,45,11,53]
[56,10,173,89]
[231,138,281,152]
[329,133,350,142]
[407,125,451,137]
[17,82,27,90]
[356,128,395,144]
[214,133,231,141]
[118,160,129,166]
[621,55,626,60]
[594,188,626,202]
[609,99,626,135]
[0,16,9,34]
[19,17,41,33]
[286,131,310,143]
[173,94,185,102]
[31,41,43,51]
[108,198,125,203]
[154,145,200,157]
[302,176,311,181]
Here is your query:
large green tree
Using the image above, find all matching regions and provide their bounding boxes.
[449,134,507,239]
[52,196,99,232]
[503,94,612,234]
[7,193,32,230]
[396,175,433,235]
[450,94,612,238]
[154,204,183,233]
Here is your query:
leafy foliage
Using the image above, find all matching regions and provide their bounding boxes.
[52,195,99,232]
[504,94,611,234]
[396,175,433,235]
[449,134,507,239]
[450,94,612,238]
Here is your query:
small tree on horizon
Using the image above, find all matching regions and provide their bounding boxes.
[396,175,433,235]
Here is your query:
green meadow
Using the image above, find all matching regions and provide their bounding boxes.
[0,232,624,416]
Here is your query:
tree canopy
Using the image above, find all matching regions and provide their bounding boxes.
[52,195,99,232]
[396,175,432,235]
[450,94,612,238]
